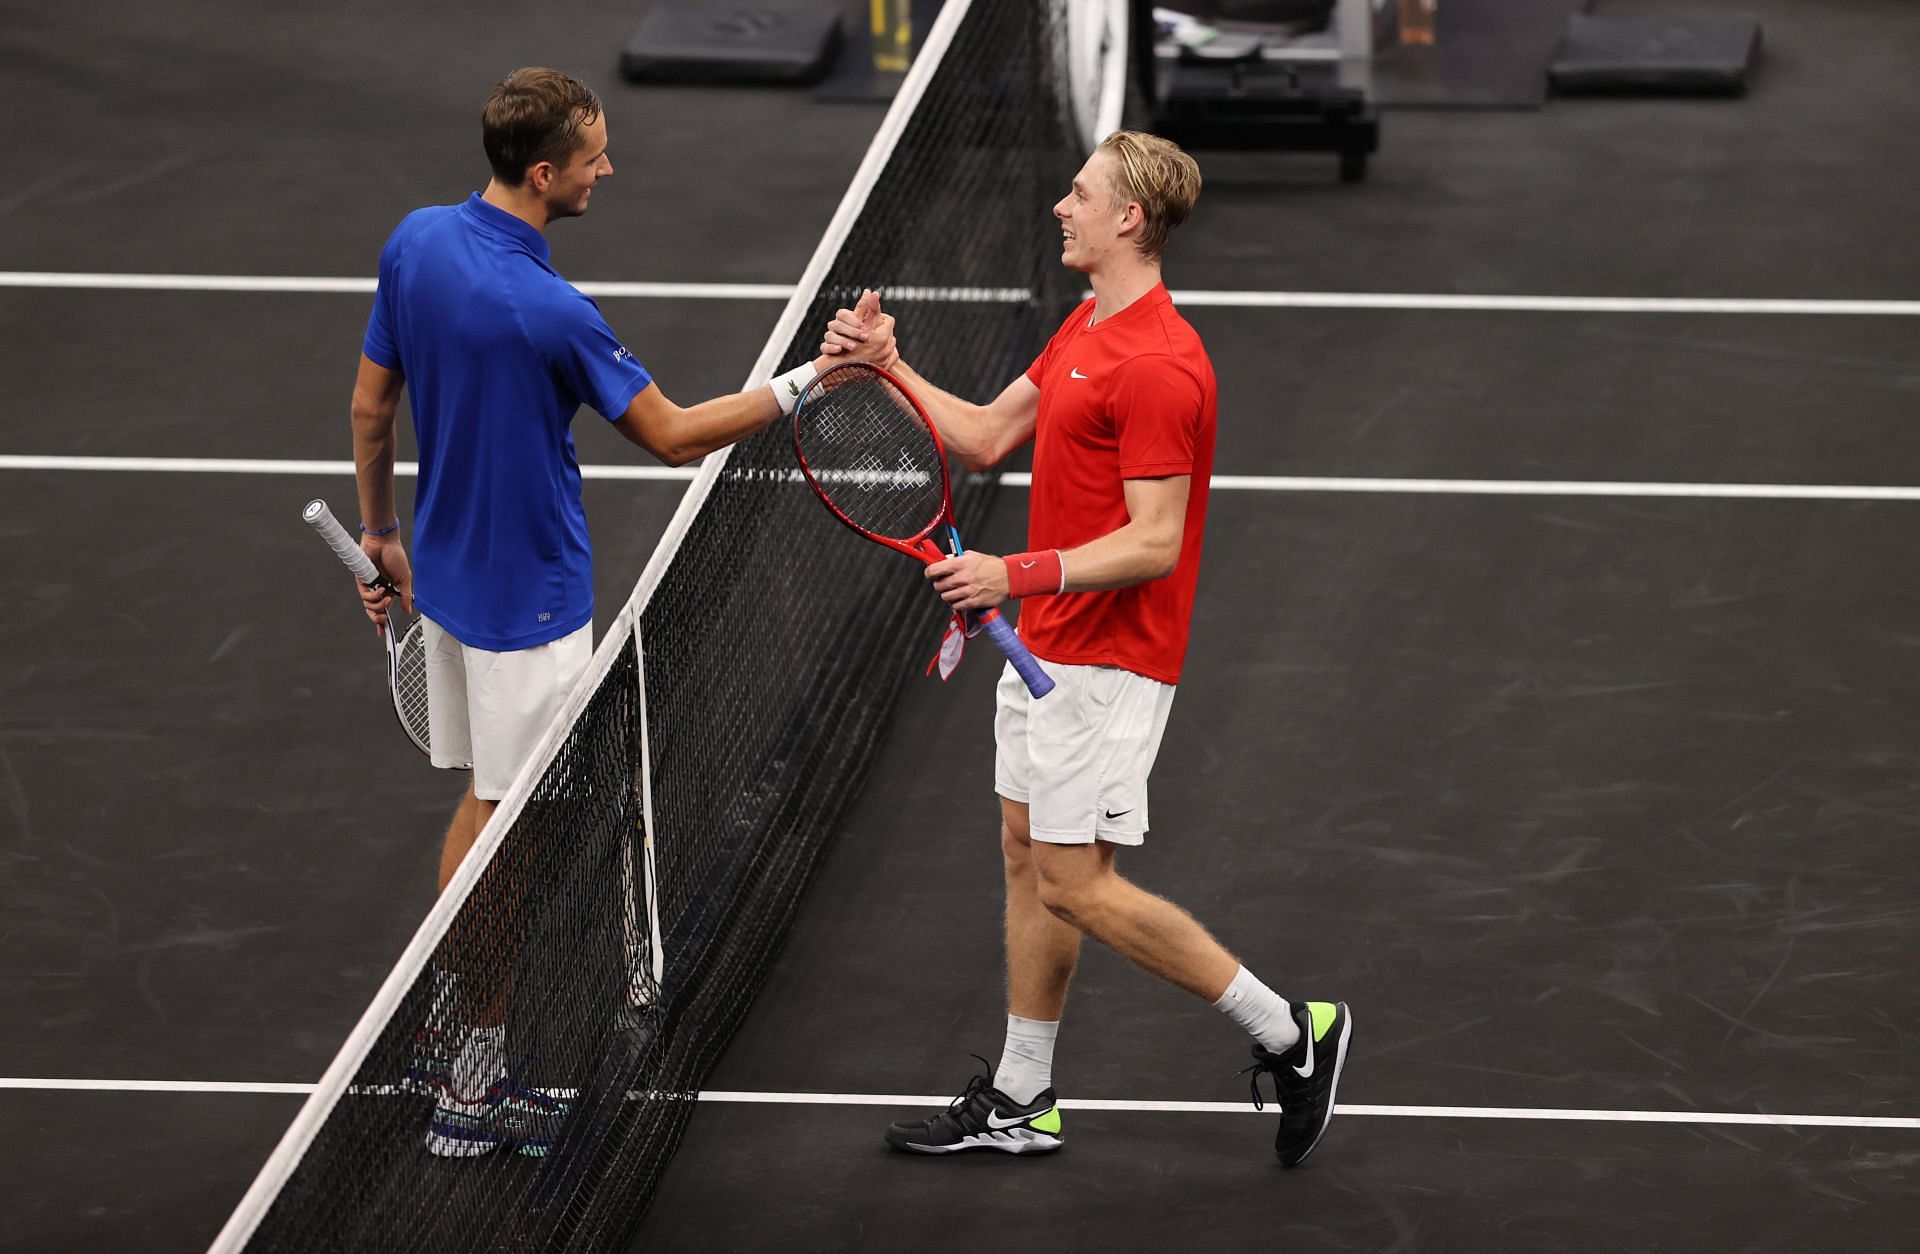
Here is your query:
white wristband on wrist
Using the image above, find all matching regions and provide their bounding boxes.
[769,364,815,416]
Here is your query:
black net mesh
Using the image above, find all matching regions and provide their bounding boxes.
[795,364,948,542]
[234,2,1086,1249]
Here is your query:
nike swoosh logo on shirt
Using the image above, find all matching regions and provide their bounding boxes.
[1069,368,1089,379]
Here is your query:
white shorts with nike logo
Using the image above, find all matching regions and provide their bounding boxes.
[993,660,1176,846]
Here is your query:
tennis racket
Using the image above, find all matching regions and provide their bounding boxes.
[302,499,432,755]
[792,361,1055,698]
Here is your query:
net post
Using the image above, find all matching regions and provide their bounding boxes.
[635,625,665,994]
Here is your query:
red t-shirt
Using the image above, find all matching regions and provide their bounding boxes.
[1017,284,1216,684]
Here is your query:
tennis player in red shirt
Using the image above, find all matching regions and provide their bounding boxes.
[823,132,1351,1166]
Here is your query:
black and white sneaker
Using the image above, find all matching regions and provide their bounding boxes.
[886,1067,1064,1155]
[1244,1000,1352,1167]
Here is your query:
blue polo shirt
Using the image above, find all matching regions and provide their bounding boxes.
[363,193,653,650]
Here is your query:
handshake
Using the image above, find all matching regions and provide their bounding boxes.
[767,287,902,418]
[818,288,900,373]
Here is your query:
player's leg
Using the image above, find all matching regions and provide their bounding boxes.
[438,783,497,893]
[995,795,1078,1107]
[423,616,482,897]
[424,622,591,1158]
[1002,796,1080,1020]
[1028,842,1348,1163]
[1027,839,1237,997]
[1030,663,1352,1167]
[420,617,500,913]
[404,618,485,1104]
[884,669,1068,1156]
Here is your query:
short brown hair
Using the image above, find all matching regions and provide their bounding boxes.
[1097,131,1202,259]
[482,68,602,186]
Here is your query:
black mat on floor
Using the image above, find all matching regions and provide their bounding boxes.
[1373,0,1594,109]
[1551,12,1763,96]
[619,2,845,86]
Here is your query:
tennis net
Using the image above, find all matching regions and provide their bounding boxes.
[213,1,1123,1249]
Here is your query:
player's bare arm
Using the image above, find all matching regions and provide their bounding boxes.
[893,365,1040,470]
[612,357,834,466]
[349,353,412,625]
[928,474,1190,611]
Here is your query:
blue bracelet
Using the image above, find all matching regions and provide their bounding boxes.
[359,520,401,536]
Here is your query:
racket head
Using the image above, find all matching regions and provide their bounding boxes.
[387,615,431,756]
[792,361,952,551]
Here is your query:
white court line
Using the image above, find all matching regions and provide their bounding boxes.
[8,455,1920,503]
[1191,475,1920,502]
[3,271,1918,316]
[1170,291,1920,316]
[0,455,696,481]
[700,1091,1920,1130]
[0,272,788,300]
[1,1078,1912,1129]
[0,1078,315,1095]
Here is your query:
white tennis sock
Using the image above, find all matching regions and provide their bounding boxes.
[994,1015,1060,1105]
[448,1024,505,1101]
[1213,966,1300,1055]
[425,967,458,1032]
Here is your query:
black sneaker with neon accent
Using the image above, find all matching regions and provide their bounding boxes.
[1244,999,1352,1167]
[885,1068,1064,1155]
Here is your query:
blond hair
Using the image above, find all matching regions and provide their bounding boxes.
[1096,131,1202,259]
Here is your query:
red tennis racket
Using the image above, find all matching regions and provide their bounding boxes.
[792,361,1055,698]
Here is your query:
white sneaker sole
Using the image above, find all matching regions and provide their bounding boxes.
[893,1128,1064,1155]
[425,1128,502,1158]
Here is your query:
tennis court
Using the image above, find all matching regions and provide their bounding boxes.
[3,0,1916,1250]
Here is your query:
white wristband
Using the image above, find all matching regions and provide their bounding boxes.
[769,364,815,416]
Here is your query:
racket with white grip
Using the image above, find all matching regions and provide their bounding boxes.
[302,499,431,756]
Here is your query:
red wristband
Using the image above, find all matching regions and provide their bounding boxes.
[1003,550,1065,599]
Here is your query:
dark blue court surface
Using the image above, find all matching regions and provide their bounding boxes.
[2,1,1916,1251]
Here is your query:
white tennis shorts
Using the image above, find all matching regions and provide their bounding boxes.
[422,617,593,801]
[993,660,1177,846]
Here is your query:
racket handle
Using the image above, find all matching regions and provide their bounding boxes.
[978,609,1055,698]
[303,499,383,587]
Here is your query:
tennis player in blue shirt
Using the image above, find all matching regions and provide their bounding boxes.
[346,67,842,1157]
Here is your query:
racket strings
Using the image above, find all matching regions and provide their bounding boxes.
[795,373,947,541]
[392,619,432,753]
